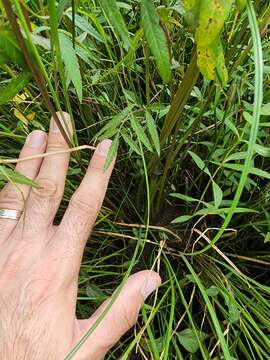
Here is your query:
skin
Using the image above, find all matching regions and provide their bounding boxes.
[0,113,161,359]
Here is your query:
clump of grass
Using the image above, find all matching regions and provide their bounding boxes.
[1,0,270,359]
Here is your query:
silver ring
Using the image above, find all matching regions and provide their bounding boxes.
[0,209,22,220]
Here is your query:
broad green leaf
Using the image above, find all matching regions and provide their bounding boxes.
[104,135,119,170]
[224,293,240,324]
[99,0,131,49]
[0,166,39,188]
[121,129,141,155]
[146,111,160,156]
[59,33,82,102]
[196,43,216,80]
[0,72,31,105]
[130,116,153,152]
[187,150,211,176]
[197,36,227,85]
[212,181,223,209]
[177,329,208,353]
[141,0,171,83]
[195,0,232,84]
[206,286,219,297]
[196,0,233,47]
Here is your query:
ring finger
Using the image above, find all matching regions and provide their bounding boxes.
[0,130,47,238]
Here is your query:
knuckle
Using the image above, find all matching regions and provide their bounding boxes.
[46,142,67,152]
[1,241,28,281]
[70,192,101,217]
[0,186,24,209]
[32,178,58,199]
[89,162,104,172]
[120,301,139,330]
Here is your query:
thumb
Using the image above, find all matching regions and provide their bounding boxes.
[75,270,161,359]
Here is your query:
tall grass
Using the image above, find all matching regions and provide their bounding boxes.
[1,0,270,358]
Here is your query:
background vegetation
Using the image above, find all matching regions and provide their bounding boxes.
[0,0,270,358]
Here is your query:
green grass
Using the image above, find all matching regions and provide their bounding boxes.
[1,0,270,358]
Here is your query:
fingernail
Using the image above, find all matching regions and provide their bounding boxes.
[26,130,46,148]
[140,273,161,300]
[51,112,71,133]
[96,139,112,157]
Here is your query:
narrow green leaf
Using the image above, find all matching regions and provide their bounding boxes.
[261,103,270,115]
[0,29,25,66]
[98,127,118,141]
[224,117,240,137]
[254,144,270,157]
[0,166,39,188]
[121,129,141,155]
[215,37,228,86]
[187,150,211,176]
[130,117,153,152]
[221,163,270,180]
[104,135,119,170]
[96,104,134,139]
[225,152,247,162]
[66,11,102,43]
[182,257,231,358]
[141,0,171,83]
[212,181,223,209]
[171,215,193,224]
[146,111,160,156]
[99,0,131,49]
[0,71,31,105]
[170,193,201,203]
[196,207,258,215]
[59,33,82,102]
[57,0,71,21]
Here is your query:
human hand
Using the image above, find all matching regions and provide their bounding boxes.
[0,113,161,359]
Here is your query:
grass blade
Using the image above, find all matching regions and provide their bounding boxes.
[99,0,131,50]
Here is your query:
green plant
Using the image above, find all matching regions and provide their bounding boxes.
[1,0,270,358]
